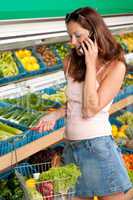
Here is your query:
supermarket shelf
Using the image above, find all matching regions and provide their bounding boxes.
[0,95,132,172]
[109,95,133,114]
[0,70,65,98]
[0,127,65,173]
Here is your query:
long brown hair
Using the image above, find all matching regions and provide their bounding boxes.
[65,7,125,82]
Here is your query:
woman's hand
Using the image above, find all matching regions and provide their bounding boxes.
[81,38,98,67]
[30,107,66,133]
[30,112,57,133]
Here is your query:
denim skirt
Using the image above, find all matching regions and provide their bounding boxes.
[62,135,132,198]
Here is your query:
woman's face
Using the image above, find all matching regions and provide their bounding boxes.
[67,21,91,56]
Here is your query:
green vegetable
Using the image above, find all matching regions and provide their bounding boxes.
[0,122,22,135]
[117,112,133,126]
[128,170,133,183]
[0,106,14,116]
[0,130,14,140]
[39,164,81,193]
[1,92,59,112]
[126,126,133,139]
[0,51,19,77]
[0,174,24,200]
[27,188,43,200]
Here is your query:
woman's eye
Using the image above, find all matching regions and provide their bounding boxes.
[75,34,81,38]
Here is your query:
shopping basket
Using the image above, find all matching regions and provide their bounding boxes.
[15,162,76,200]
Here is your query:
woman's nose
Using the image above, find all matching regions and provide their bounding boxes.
[71,36,78,46]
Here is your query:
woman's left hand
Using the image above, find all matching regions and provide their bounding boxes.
[81,38,98,67]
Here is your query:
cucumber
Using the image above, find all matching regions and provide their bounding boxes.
[0,122,22,135]
[7,109,22,120]
[10,110,22,120]
[0,130,14,140]
[29,113,44,127]
[19,117,31,127]
[2,110,15,119]
[15,110,27,121]
[0,106,12,115]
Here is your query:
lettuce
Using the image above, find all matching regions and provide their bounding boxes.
[38,164,81,194]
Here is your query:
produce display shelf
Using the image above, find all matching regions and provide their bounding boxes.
[0,127,65,173]
[0,95,132,172]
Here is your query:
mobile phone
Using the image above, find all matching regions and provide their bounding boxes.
[90,33,95,42]
[78,34,95,55]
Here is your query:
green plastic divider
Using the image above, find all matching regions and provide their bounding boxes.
[0,0,133,20]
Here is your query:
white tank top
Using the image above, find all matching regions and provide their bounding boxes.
[65,62,113,140]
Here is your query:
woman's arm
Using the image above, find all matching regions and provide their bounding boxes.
[81,39,126,118]
[30,56,69,133]
[82,61,126,118]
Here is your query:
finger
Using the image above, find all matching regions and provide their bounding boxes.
[83,40,92,51]
[81,42,88,53]
[46,121,51,131]
[85,39,95,50]
[39,124,46,133]
[36,119,44,127]
[43,124,48,132]
[52,120,56,127]
[86,38,98,53]
[48,123,53,131]
[50,121,55,129]
[86,37,94,47]
[49,121,55,130]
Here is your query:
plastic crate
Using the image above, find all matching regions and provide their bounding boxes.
[120,146,133,154]
[51,43,71,61]
[29,117,65,142]
[0,168,13,179]
[0,117,65,156]
[0,53,25,85]
[0,97,65,156]
[0,127,29,156]
[41,83,66,95]
[34,45,63,73]
[0,98,62,130]
[14,48,47,78]
[15,162,75,200]
[113,85,133,103]
[109,116,122,128]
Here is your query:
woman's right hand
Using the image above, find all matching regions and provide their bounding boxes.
[30,107,66,133]
[31,112,57,133]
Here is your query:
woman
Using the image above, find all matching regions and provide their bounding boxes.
[34,7,133,200]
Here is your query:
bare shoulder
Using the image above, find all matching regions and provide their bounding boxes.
[105,60,126,79]
[63,55,71,75]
